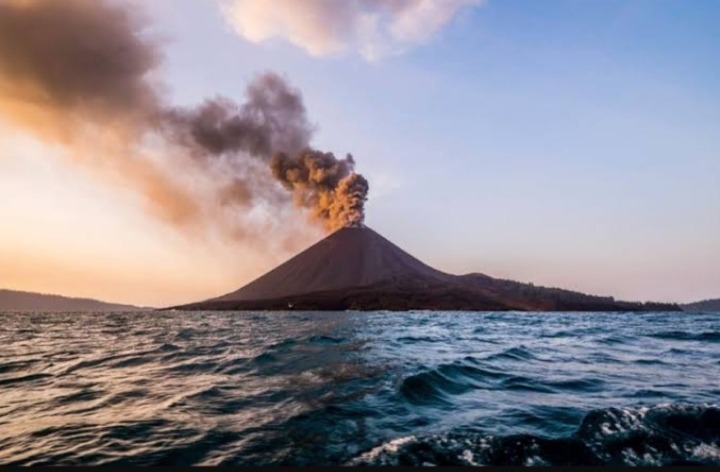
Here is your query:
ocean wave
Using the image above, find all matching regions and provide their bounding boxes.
[1,310,718,466]
[399,360,512,404]
[484,346,539,362]
[397,360,612,405]
[649,331,720,342]
[349,404,720,466]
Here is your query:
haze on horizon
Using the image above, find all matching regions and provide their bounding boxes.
[1,0,718,308]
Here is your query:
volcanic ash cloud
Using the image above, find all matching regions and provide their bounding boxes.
[0,0,368,238]
[271,151,370,231]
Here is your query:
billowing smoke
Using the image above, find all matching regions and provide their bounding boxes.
[271,151,370,230]
[0,0,368,237]
[0,0,158,124]
[160,73,312,160]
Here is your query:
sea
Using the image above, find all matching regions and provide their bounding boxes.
[0,311,718,466]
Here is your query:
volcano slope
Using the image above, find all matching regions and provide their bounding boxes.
[177,226,680,312]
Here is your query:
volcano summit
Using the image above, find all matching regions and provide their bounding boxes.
[178,226,679,312]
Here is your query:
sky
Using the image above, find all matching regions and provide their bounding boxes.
[1,0,719,307]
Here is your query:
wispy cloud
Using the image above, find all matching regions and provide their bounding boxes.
[221,0,484,61]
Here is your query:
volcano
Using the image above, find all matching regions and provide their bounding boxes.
[178,226,680,312]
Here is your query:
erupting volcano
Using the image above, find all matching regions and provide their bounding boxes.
[178,226,680,312]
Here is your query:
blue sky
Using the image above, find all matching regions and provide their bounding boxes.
[143,0,720,303]
[1,0,718,305]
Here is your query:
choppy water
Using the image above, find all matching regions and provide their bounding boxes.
[0,311,718,466]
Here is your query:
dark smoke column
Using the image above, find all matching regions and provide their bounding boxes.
[271,151,369,231]
[163,75,371,233]
[0,0,369,236]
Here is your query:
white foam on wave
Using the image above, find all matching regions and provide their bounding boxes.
[349,436,417,464]
[692,444,720,461]
[597,406,650,438]
[460,449,477,465]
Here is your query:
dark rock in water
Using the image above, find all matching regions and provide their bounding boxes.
[176,226,682,312]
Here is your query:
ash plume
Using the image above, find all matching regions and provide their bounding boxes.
[0,0,159,135]
[160,73,312,160]
[271,151,369,231]
[0,0,368,238]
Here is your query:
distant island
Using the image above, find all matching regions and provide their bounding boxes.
[176,226,682,313]
[0,289,148,312]
[682,299,720,313]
